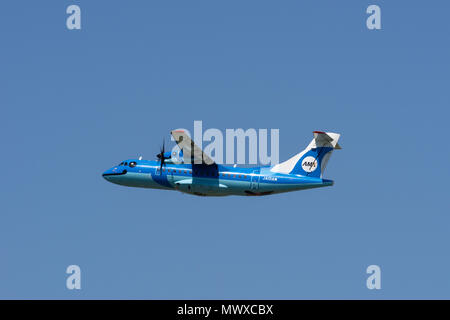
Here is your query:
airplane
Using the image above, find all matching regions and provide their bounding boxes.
[102,130,341,196]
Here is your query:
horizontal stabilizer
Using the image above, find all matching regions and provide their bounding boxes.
[312,131,342,149]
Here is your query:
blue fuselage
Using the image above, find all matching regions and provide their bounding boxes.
[102,159,333,196]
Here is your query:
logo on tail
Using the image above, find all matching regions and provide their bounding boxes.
[301,156,318,173]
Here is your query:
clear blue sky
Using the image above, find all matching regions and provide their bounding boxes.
[1,1,449,299]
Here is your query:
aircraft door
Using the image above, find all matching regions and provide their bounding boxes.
[250,170,259,190]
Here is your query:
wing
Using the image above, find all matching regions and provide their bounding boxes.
[170,130,215,165]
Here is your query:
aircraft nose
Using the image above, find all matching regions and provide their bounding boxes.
[102,169,113,180]
[102,167,123,180]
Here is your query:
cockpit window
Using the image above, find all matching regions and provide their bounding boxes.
[124,162,128,166]
[129,161,137,168]
[119,162,124,166]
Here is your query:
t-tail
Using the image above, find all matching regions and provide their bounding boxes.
[270,131,341,178]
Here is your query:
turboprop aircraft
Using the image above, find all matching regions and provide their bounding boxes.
[102,130,341,196]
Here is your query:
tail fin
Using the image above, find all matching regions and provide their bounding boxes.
[271,131,341,178]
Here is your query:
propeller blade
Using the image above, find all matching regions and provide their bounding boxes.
[159,138,165,174]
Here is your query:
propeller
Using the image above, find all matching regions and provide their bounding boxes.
[156,139,167,174]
